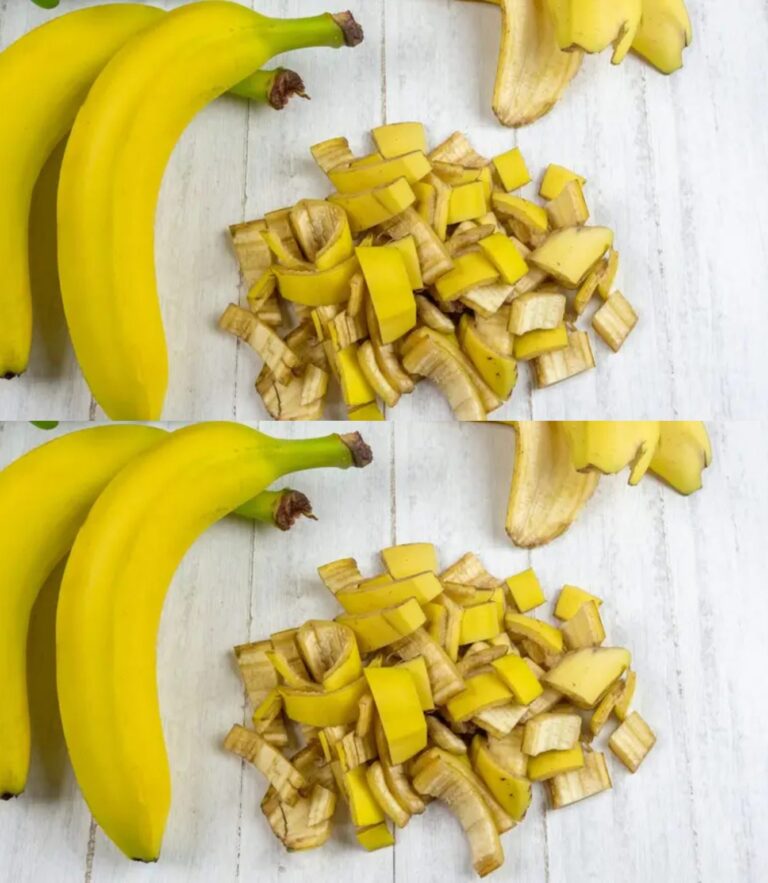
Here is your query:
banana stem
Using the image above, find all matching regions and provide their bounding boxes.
[235,488,316,529]
[231,68,309,108]
[265,431,372,480]
[264,11,364,57]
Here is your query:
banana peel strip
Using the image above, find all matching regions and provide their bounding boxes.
[505,421,600,548]
[224,725,307,805]
[411,751,504,877]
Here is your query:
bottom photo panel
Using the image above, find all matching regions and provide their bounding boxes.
[0,420,765,883]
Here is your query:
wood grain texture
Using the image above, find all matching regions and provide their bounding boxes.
[1,0,766,420]
[0,420,766,882]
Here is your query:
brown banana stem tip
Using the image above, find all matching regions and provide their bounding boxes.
[1,792,18,800]
[340,432,373,468]
[3,372,17,380]
[269,69,310,110]
[332,11,364,47]
[274,490,316,530]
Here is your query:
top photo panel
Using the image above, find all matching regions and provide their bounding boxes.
[1,0,765,422]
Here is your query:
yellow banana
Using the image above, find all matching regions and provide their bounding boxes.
[0,5,164,379]
[0,424,166,799]
[544,0,642,64]
[632,0,692,74]
[56,423,371,860]
[57,3,363,419]
[649,421,711,494]
[492,0,583,127]
[505,421,599,548]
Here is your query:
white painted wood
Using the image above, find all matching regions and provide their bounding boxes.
[1,0,767,420]
[0,420,766,881]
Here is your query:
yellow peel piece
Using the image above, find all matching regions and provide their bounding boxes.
[344,766,386,827]
[459,602,503,645]
[379,207,454,284]
[491,654,543,705]
[446,672,513,723]
[472,740,532,821]
[447,182,489,225]
[530,226,613,288]
[649,422,712,495]
[492,147,531,191]
[397,656,435,711]
[504,569,545,612]
[337,598,426,653]
[527,744,584,781]
[328,178,416,235]
[561,421,661,485]
[336,344,376,408]
[336,571,443,613]
[458,315,518,400]
[381,543,439,578]
[505,421,600,548]
[505,613,563,654]
[554,585,603,621]
[492,0,583,127]
[365,761,410,827]
[372,121,428,158]
[365,667,426,764]
[544,647,631,708]
[289,200,353,270]
[478,233,529,285]
[545,0,642,63]
[273,255,359,307]
[631,0,692,75]
[534,329,595,387]
[279,677,367,728]
[329,151,431,193]
[539,164,587,201]
[434,252,500,302]
[356,245,417,344]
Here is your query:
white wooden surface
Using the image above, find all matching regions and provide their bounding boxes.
[0,419,766,882]
[1,0,767,421]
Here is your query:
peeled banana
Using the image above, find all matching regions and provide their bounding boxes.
[0,5,163,379]
[57,3,362,419]
[56,423,371,860]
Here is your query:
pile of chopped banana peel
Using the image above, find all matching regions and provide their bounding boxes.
[225,544,655,876]
[222,124,635,421]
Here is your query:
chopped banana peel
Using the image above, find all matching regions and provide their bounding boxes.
[562,421,661,485]
[227,547,656,874]
[224,126,633,418]
[649,422,712,495]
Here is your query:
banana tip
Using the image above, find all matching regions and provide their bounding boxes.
[269,70,310,110]
[332,11,364,47]
[3,371,18,380]
[340,432,373,468]
[1,792,19,800]
[275,491,316,530]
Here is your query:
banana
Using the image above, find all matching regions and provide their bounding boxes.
[0,5,165,379]
[544,0,642,63]
[492,0,583,127]
[560,420,661,485]
[649,421,712,494]
[505,421,600,548]
[631,0,692,74]
[0,424,166,799]
[0,422,306,800]
[56,423,371,861]
[57,3,363,420]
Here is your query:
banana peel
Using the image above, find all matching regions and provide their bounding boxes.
[649,421,712,494]
[492,0,583,128]
[561,421,660,485]
[545,0,642,64]
[631,0,693,74]
[411,750,504,877]
[505,421,600,548]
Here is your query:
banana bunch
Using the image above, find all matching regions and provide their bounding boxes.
[463,0,692,126]
[0,422,371,861]
[506,421,712,546]
[0,3,362,417]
